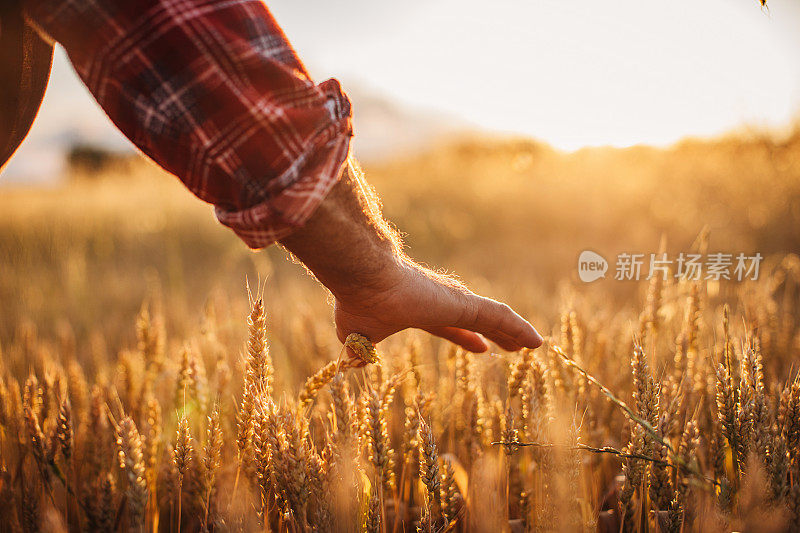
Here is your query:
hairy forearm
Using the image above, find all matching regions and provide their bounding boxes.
[279,157,407,298]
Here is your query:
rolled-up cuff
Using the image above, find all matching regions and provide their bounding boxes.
[214,79,353,249]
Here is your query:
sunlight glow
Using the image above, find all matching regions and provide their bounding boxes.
[271,0,800,150]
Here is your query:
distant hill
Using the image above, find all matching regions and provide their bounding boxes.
[344,85,474,162]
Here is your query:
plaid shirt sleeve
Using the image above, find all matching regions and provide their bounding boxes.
[24,0,353,249]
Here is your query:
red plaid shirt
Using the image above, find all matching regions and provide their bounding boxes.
[23,0,353,249]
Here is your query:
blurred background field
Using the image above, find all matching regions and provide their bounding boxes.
[2,127,799,359]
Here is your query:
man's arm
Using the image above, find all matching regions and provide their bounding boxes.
[24,0,353,249]
[281,158,543,352]
[25,0,542,351]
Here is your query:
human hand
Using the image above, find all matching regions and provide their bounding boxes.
[332,258,541,352]
[280,157,542,354]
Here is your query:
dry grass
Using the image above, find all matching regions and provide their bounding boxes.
[1,130,800,531]
[2,253,799,532]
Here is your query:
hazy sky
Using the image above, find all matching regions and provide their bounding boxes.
[267,0,800,149]
[5,0,800,181]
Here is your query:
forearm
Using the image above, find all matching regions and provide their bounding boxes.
[279,157,407,299]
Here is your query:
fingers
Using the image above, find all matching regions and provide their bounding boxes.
[423,326,489,353]
[335,318,390,345]
[480,329,525,352]
[343,347,368,367]
[335,329,378,367]
[455,293,543,349]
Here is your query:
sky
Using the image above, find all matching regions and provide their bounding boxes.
[267,0,800,149]
[3,0,800,180]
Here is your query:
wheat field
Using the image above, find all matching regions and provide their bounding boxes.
[1,131,800,532]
